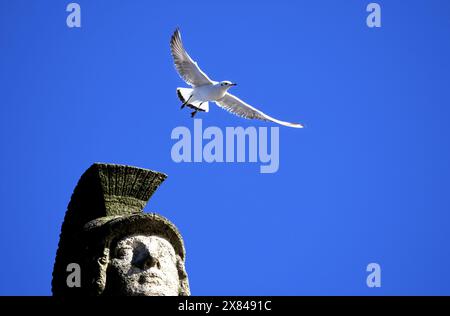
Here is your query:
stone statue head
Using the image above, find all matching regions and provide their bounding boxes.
[82,213,190,296]
[52,163,190,296]
[107,235,181,296]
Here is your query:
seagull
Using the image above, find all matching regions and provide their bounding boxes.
[170,28,304,128]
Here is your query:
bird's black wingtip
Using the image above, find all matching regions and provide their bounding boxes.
[170,28,179,48]
[170,27,182,46]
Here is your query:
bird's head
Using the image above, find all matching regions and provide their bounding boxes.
[219,81,237,89]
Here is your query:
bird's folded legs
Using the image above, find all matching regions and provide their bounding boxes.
[181,95,193,109]
[190,102,203,118]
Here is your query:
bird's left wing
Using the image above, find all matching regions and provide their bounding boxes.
[215,93,304,128]
[170,28,214,87]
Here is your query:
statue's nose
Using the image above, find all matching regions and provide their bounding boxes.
[133,250,159,270]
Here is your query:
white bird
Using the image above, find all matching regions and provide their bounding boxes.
[170,28,304,128]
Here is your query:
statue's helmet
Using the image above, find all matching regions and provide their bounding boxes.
[52,163,189,296]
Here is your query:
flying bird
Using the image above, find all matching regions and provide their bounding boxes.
[170,28,304,128]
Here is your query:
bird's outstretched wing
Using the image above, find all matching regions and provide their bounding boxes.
[170,28,214,87]
[215,93,304,128]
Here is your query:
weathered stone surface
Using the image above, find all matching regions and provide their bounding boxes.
[52,163,189,296]
[105,235,180,296]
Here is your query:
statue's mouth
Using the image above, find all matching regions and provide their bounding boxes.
[137,272,163,285]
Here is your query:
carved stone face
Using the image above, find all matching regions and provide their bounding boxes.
[105,235,180,296]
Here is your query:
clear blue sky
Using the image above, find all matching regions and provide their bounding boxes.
[1,0,450,295]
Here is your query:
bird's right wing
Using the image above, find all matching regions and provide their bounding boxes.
[170,28,214,87]
[216,93,304,128]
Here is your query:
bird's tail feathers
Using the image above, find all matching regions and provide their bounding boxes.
[176,87,193,104]
[176,88,209,112]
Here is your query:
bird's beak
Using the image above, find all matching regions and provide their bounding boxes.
[231,83,237,86]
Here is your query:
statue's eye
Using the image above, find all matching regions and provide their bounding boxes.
[116,248,125,258]
[116,247,130,259]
